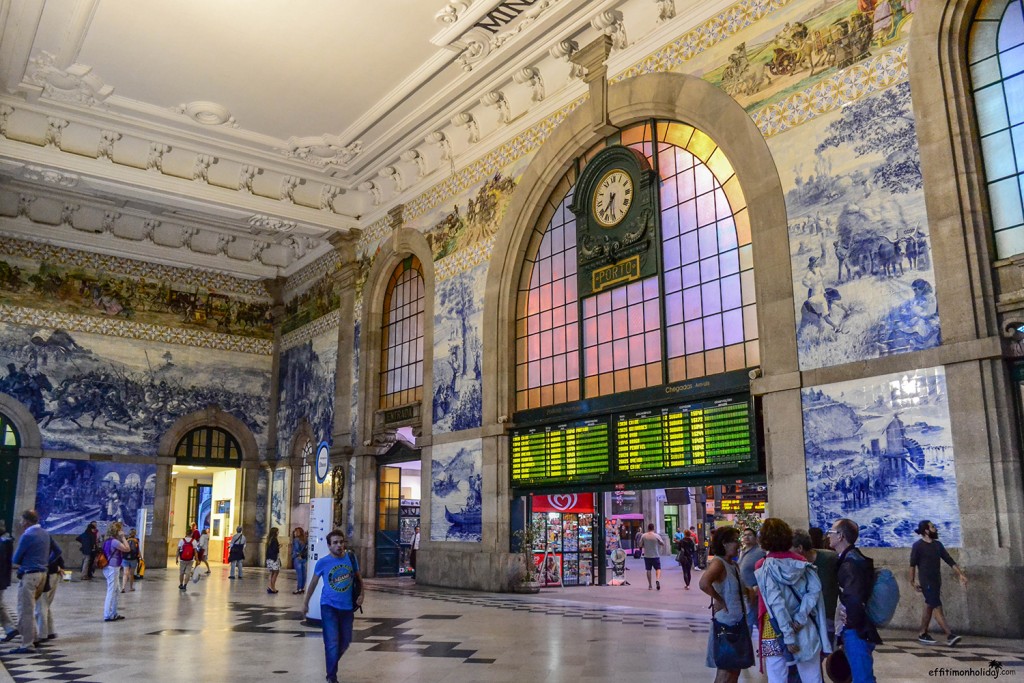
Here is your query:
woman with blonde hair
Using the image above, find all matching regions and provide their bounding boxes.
[101,522,129,621]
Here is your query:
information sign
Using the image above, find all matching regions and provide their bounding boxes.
[511,418,610,486]
[615,396,755,477]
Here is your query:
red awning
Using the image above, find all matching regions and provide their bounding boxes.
[532,493,595,513]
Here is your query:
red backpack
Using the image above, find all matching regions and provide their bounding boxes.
[180,540,195,561]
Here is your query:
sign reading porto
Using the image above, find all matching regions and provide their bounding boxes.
[570,145,660,297]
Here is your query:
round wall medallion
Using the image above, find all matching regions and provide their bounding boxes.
[180,101,234,126]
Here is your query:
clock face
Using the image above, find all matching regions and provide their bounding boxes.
[592,169,633,228]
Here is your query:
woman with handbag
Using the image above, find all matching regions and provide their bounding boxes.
[100,522,129,622]
[699,526,754,683]
[754,518,831,683]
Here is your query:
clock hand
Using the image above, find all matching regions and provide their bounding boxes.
[608,191,617,217]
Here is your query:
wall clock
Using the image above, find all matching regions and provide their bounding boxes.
[593,169,633,228]
[569,145,660,297]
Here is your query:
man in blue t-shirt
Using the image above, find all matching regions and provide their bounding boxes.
[302,529,363,683]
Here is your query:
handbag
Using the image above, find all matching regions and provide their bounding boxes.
[711,562,755,670]
[825,645,852,683]
[94,549,108,570]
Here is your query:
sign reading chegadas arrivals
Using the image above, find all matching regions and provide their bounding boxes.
[569,145,661,297]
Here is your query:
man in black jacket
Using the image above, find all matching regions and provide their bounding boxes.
[829,517,881,683]
[76,522,98,580]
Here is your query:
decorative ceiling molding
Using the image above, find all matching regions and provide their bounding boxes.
[512,66,546,102]
[0,100,361,223]
[0,184,304,274]
[451,111,480,143]
[591,10,628,51]
[25,53,114,106]
[480,91,511,125]
[174,101,238,128]
[20,165,78,188]
[281,136,363,169]
[655,0,676,24]
[248,214,297,235]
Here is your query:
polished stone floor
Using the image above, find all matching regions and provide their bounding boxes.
[0,559,1021,682]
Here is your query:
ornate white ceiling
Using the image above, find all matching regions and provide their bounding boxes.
[0,0,731,280]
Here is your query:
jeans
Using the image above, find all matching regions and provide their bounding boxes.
[842,629,876,683]
[321,604,354,679]
[294,558,307,591]
[103,565,120,620]
[230,559,243,578]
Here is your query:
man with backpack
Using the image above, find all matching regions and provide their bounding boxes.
[909,519,967,646]
[177,531,197,590]
[829,518,882,683]
[122,528,140,592]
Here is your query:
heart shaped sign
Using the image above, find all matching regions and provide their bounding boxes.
[548,494,578,512]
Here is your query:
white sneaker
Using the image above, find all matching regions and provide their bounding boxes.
[191,572,201,584]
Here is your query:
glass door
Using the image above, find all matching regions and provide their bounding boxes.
[375,465,402,576]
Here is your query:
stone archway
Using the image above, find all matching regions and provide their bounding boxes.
[150,406,263,568]
[481,71,792,559]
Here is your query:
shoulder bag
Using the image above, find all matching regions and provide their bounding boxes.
[347,550,363,613]
[711,561,755,670]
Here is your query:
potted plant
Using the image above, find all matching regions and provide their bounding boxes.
[511,521,542,593]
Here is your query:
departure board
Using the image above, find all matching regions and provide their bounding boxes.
[615,396,755,476]
[511,418,610,485]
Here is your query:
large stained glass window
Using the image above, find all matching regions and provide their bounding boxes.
[971,0,1024,256]
[516,188,580,411]
[516,120,758,411]
[658,123,757,380]
[380,257,425,409]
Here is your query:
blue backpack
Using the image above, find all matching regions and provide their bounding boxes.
[866,568,900,626]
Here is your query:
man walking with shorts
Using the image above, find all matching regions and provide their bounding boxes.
[302,529,364,683]
[909,520,967,646]
[639,523,667,591]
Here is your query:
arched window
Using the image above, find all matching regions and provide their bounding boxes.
[516,120,758,411]
[0,413,20,533]
[971,0,1024,257]
[380,257,425,409]
[298,439,312,504]
[0,413,18,449]
[174,426,242,466]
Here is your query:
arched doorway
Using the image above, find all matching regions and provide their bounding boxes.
[168,425,244,564]
[0,413,20,533]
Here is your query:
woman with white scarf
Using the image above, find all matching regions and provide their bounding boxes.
[754,518,830,683]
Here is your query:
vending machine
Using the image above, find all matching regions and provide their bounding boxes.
[304,497,333,622]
